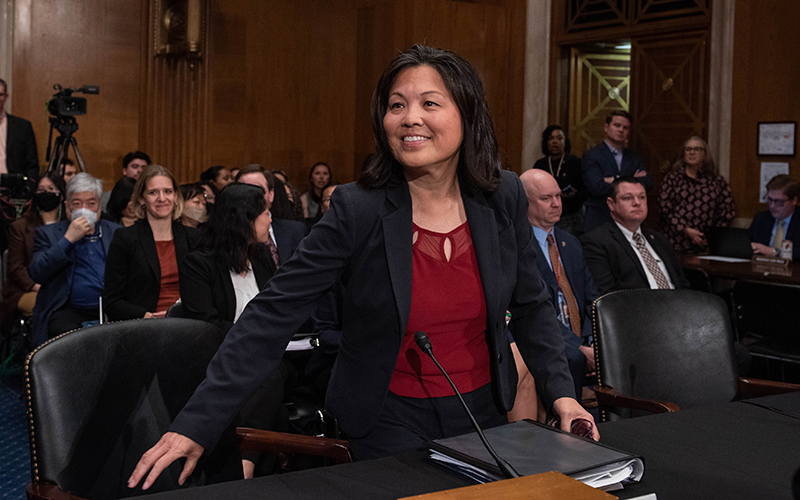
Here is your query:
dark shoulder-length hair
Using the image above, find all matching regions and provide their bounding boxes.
[359,45,501,193]
[30,172,67,222]
[201,182,267,274]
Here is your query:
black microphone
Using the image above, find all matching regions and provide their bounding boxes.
[414,331,520,479]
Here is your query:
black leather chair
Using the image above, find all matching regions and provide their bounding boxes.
[25,318,351,500]
[591,289,800,421]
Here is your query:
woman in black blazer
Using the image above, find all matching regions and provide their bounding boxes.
[104,165,201,321]
[180,183,286,479]
[131,46,595,489]
[180,183,277,334]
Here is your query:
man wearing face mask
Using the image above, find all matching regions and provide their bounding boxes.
[29,172,121,346]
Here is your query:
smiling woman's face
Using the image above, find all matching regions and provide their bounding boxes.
[383,65,462,176]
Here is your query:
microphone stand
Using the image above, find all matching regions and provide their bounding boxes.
[414,331,520,479]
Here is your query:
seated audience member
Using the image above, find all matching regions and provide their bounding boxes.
[100,151,150,211]
[58,159,78,184]
[29,173,120,345]
[104,165,200,321]
[581,111,651,231]
[1,173,66,334]
[749,174,800,260]
[236,165,306,267]
[300,162,332,222]
[581,177,688,295]
[181,182,290,478]
[103,176,137,227]
[179,182,208,228]
[583,177,751,374]
[532,125,588,236]
[271,169,305,221]
[659,136,735,253]
[270,175,301,221]
[181,184,275,337]
[200,165,233,197]
[513,169,598,406]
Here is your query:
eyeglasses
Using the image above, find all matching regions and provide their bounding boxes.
[36,187,61,194]
[765,196,790,207]
[684,147,705,153]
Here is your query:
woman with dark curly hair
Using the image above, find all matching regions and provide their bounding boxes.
[131,45,593,488]
[659,136,735,253]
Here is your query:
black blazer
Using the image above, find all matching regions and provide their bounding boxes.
[748,206,800,260]
[180,248,277,335]
[5,114,39,179]
[580,221,689,295]
[271,218,307,265]
[169,170,575,451]
[104,220,201,320]
[581,142,651,229]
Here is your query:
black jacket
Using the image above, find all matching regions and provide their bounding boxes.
[169,171,575,451]
[580,221,689,295]
[179,248,277,335]
[104,219,201,320]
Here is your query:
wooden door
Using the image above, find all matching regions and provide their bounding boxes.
[568,47,630,157]
[629,30,710,225]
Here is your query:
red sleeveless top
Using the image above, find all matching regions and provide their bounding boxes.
[389,222,491,398]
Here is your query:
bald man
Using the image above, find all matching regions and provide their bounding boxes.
[515,169,598,401]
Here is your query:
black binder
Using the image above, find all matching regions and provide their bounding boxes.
[428,419,644,488]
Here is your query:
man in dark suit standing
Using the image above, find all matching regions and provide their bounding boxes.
[581,111,651,231]
[518,169,599,401]
[0,78,39,179]
[749,174,800,261]
[580,177,689,295]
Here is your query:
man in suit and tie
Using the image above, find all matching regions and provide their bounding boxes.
[581,111,651,231]
[29,173,120,346]
[236,165,306,266]
[749,174,800,261]
[580,177,689,295]
[514,169,598,406]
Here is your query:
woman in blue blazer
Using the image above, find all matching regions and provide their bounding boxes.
[130,45,595,489]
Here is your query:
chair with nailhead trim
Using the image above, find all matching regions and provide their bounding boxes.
[25,318,351,500]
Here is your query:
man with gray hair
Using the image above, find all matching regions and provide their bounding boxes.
[29,172,120,345]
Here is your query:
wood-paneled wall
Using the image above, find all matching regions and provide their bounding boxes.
[729,0,800,218]
[12,0,145,189]
[12,0,527,190]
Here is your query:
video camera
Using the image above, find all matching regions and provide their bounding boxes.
[47,84,99,119]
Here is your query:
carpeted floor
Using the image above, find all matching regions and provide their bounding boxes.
[0,364,29,499]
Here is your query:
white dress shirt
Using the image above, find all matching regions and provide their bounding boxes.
[614,221,675,289]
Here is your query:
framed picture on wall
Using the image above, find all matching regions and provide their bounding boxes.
[758,122,796,156]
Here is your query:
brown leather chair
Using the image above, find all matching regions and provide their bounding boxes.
[25,318,350,500]
[591,289,800,421]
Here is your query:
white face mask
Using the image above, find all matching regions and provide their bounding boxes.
[183,205,207,224]
[71,207,98,226]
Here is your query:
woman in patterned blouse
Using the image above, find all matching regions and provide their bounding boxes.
[659,136,735,253]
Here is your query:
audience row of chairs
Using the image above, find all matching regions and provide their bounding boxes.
[23,289,800,499]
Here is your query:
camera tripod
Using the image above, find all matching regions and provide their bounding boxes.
[45,116,87,176]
